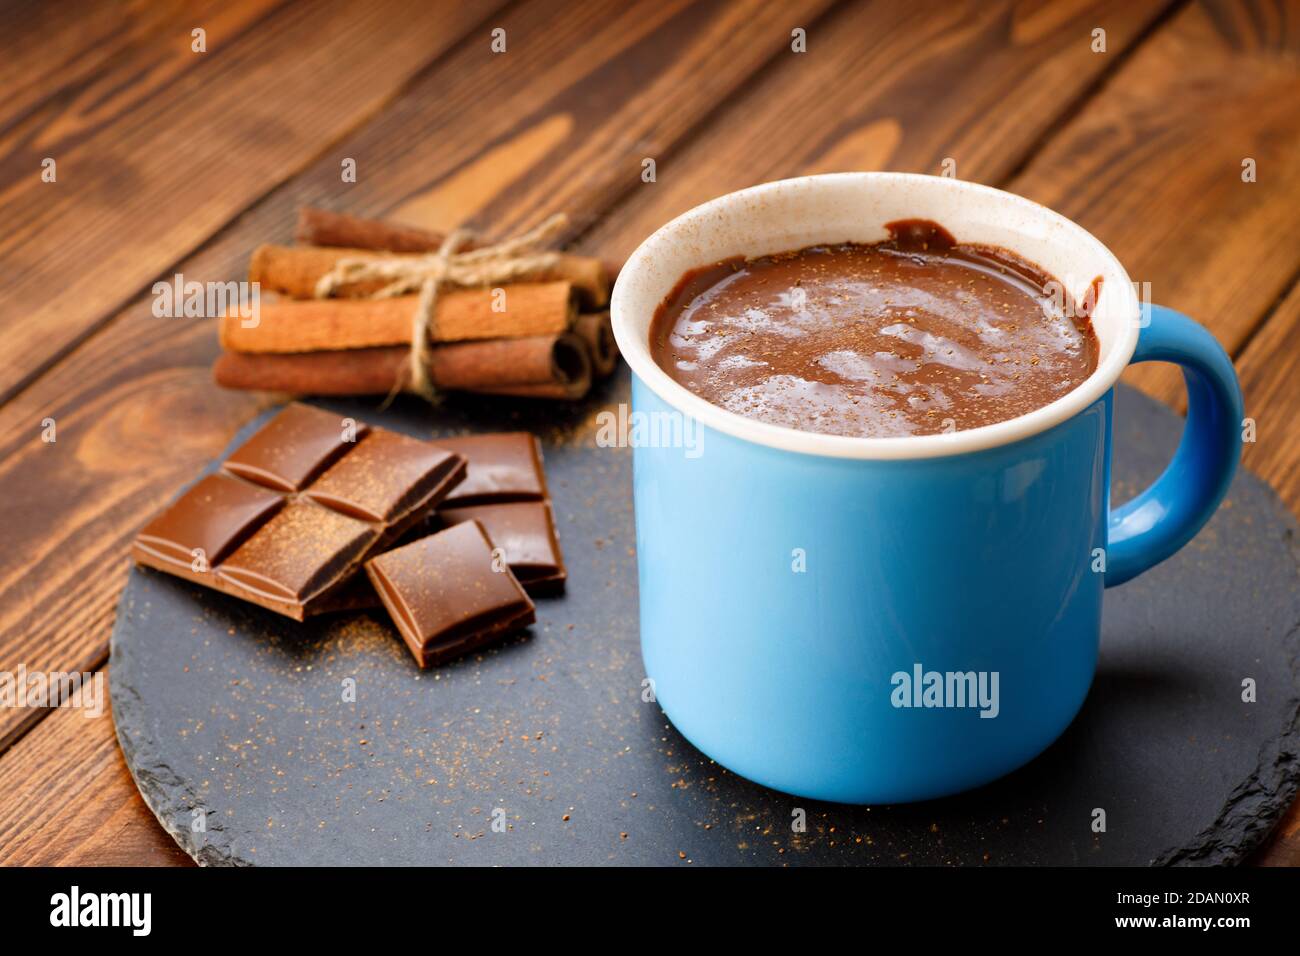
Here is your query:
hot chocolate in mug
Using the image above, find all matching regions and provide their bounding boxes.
[610,173,1242,803]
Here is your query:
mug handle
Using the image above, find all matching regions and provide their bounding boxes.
[1105,304,1244,587]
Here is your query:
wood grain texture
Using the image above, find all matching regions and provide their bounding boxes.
[0,0,281,135]
[1235,280,1300,512]
[1006,0,1300,409]
[0,669,193,866]
[0,0,503,402]
[582,0,1177,261]
[281,0,840,240]
[0,0,836,753]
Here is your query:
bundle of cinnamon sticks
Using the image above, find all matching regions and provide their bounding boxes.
[213,208,620,401]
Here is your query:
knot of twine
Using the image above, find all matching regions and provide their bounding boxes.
[313,213,569,399]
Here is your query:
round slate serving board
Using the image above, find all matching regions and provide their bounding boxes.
[111,375,1300,866]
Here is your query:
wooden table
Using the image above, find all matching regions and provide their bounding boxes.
[0,0,1296,867]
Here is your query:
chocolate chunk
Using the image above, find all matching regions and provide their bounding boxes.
[432,432,548,506]
[224,402,366,492]
[438,501,565,594]
[306,429,465,528]
[131,403,466,620]
[218,501,378,610]
[365,521,535,668]
[134,473,283,571]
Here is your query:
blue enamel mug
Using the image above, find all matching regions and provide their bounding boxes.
[610,173,1242,803]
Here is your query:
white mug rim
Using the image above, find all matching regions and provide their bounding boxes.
[610,172,1140,461]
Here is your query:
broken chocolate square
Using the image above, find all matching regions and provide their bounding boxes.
[134,472,283,572]
[218,500,379,613]
[307,429,462,528]
[431,432,548,506]
[223,402,365,492]
[365,521,535,668]
[437,500,566,594]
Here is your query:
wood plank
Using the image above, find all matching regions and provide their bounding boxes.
[0,0,1169,865]
[1006,0,1300,409]
[582,0,1177,262]
[0,0,838,752]
[275,0,840,240]
[0,668,193,866]
[1235,280,1300,511]
[0,0,272,134]
[0,0,503,402]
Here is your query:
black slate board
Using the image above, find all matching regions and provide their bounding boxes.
[111,375,1300,866]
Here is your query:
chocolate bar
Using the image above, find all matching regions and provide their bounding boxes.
[132,403,466,620]
[365,521,536,667]
[431,432,548,506]
[438,501,566,594]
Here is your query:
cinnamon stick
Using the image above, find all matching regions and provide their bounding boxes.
[574,311,618,377]
[213,332,592,400]
[295,206,622,285]
[220,282,575,354]
[455,334,592,400]
[251,243,609,307]
[295,207,455,253]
